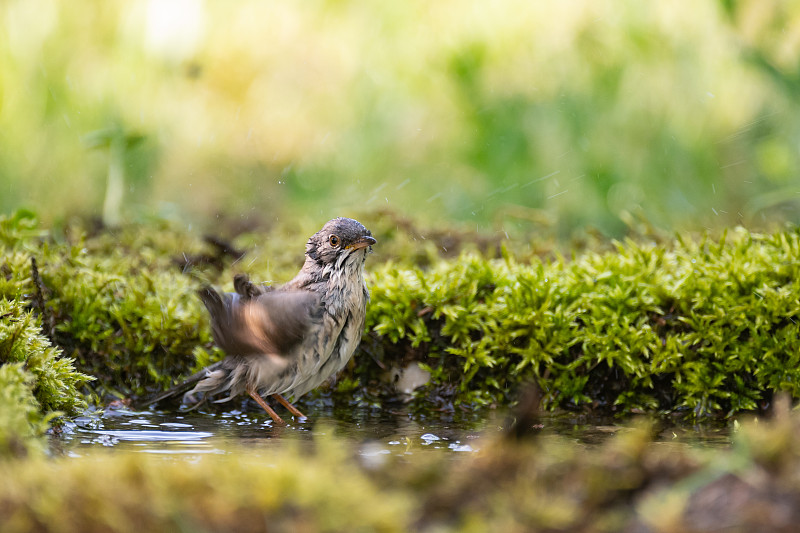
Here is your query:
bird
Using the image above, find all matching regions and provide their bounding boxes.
[142,217,376,424]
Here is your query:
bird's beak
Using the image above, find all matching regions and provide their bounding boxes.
[348,235,377,250]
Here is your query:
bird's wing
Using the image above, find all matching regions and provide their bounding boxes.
[198,287,321,357]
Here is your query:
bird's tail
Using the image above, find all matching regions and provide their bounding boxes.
[137,361,224,409]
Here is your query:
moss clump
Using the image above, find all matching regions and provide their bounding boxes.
[0,298,91,415]
[0,297,91,458]
[43,248,210,397]
[0,363,50,458]
[360,227,800,418]
[0,212,94,410]
[0,211,93,455]
[0,435,412,533]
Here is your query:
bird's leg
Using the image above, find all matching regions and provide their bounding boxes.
[271,393,306,418]
[247,387,285,425]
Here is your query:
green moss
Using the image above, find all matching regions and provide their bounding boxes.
[0,299,91,415]
[45,251,209,396]
[0,211,92,417]
[0,297,90,457]
[0,212,92,454]
[360,227,800,418]
[0,363,49,458]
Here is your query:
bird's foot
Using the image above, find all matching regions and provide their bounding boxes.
[247,388,285,425]
[271,393,306,419]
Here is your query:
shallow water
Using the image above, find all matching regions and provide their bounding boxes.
[50,402,733,459]
[52,404,488,458]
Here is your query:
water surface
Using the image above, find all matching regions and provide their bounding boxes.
[51,402,733,460]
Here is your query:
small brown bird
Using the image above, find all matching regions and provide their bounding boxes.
[144,217,376,424]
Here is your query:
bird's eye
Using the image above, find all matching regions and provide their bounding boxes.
[329,234,340,247]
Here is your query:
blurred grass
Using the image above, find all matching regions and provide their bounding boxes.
[1,0,799,236]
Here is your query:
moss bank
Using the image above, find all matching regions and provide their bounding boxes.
[2,210,800,432]
[363,227,800,417]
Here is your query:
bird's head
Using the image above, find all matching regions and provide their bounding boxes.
[305,217,376,266]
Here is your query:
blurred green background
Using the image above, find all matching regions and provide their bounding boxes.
[1,0,799,237]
